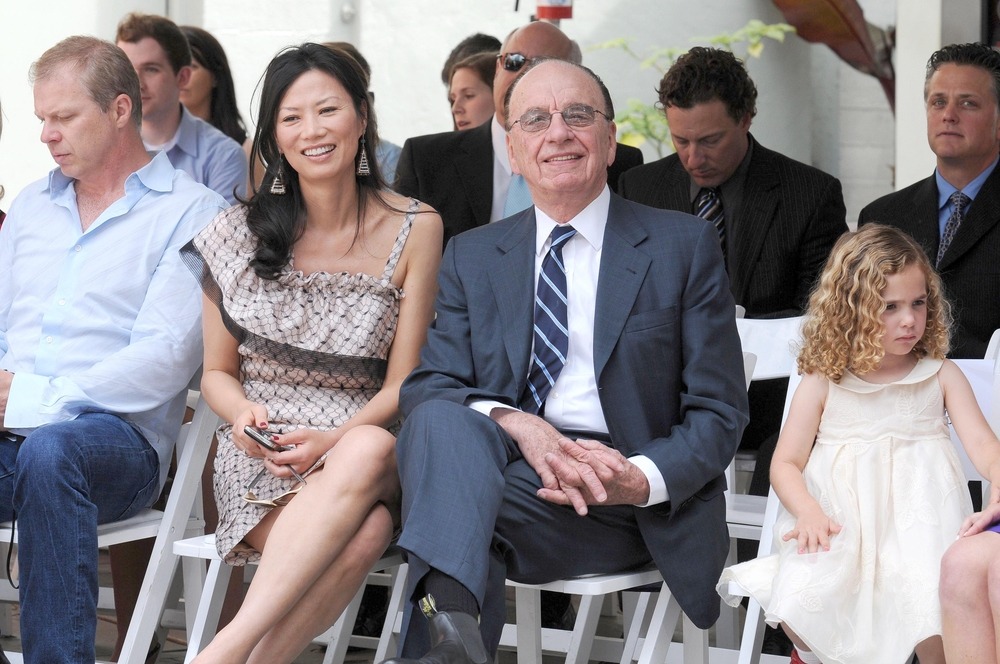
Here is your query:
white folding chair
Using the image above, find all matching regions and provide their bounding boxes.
[495,351,759,664]
[172,533,407,664]
[0,378,221,664]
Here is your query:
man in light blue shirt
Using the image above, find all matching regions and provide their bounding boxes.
[117,12,247,205]
[0,36,225,663]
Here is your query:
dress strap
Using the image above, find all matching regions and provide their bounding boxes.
[380,198,419,282]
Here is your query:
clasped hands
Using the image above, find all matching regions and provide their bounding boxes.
[232,403,330,480]
[492,408,650,516]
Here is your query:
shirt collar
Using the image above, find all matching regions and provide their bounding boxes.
[491,115,513,174]
[935,155,998,210]
[144,105,194,156]
[533,185,610,255]
[44,149,174,204]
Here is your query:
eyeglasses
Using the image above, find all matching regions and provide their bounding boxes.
[498,52,533,72]
[509,104,610,133]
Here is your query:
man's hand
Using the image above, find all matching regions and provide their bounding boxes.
[490,408,570,491]
[538,439,650,514]
[0,370,12,429]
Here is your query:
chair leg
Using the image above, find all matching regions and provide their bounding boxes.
[184,559,233,664]
[514,586,543,664]
[636,584,682,664]
[564,593,603,664]
[737,597,767,664]
[682,615,708,664]
[319,581,366,664]
[619,591,652,664]
[375,563,408,662]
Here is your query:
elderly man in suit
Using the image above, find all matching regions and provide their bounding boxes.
[396,21,643,244]
[383,58,748,664]
[860,42,1000,360]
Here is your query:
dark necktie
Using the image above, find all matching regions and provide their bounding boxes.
[936,191,969,267]
[695,187,725,249]
[523,225,577,414]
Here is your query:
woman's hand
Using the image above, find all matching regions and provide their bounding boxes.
[231,403,271,458]
[782,505,842,554]
[261,427,336,479]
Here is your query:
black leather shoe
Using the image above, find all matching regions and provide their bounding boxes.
[382,595,490,664]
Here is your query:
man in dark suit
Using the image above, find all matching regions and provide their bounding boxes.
[396,20,643,244]
[383,59,748,664]
[860,42,1000,360]
[619,50,847,541]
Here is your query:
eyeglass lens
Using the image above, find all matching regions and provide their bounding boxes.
[502,53,529,72]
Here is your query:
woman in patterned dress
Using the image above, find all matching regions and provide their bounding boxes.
[184,43,441,663]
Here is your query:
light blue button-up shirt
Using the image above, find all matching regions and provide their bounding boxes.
[0,151,227,488]
[149,106,247,205]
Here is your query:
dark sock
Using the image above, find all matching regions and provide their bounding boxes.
[422,569,480,617]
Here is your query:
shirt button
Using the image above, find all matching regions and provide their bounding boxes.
[74,245,82,252]
[58,299,66,306]
[45,336,53,343]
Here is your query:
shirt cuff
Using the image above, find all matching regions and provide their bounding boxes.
[4,371,49,429]
[629,454,669,507]
[467,398,517,418]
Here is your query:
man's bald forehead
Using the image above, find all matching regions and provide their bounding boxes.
[504,21,573,59]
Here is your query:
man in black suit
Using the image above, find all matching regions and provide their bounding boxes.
[382,59,747,664]
[619,48,847,532]
[396,20,643,244]
[860,42,1000,360]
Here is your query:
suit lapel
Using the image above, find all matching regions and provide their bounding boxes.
[732,141,779,304]
[594,197,650,379]
[939,162,1000,269]
[456,123,495,228]
[489,211,536,388]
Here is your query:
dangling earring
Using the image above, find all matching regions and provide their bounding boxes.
[356,137,371,177]
[270,158,287,195]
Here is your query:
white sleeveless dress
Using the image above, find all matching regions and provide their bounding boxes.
[718,359,972,663]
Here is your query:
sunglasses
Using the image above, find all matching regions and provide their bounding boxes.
[498,52,533,72]
[241,452,328,508]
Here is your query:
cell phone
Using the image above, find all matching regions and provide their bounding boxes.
[243,426,293,453]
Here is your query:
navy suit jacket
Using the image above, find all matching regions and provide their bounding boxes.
[396,121,644,244]
[619,135,847,318]
[399,193,749,627]
[859,164,1000,359]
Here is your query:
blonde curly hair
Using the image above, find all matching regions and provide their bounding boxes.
[798,224,951,382]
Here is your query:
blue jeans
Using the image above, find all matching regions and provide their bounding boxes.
[0,413,159,664]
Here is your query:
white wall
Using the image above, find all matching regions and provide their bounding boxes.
[0,0,915,217]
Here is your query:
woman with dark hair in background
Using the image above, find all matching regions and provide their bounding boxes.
[179,26,247,146]
[183,43,441,663]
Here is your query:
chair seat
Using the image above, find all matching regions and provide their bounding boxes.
[505,567,663,595]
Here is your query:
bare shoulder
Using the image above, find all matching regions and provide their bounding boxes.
[795,372,830,404]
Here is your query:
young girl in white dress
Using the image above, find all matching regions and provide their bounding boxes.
[718,224,1000,664]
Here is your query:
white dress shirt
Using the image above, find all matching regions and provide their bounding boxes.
[470,186,668,506]
[0,151,226,489]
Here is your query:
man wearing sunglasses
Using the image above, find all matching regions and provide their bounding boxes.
[384,58,746,664]
[396,20,643,245]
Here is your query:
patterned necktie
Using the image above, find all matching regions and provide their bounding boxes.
[504,174,532,217]
[936,191,969,267]
[695,187,725,249]
[523,225,577,414]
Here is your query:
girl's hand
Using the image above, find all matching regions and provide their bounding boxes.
[782,506,842,554]
[957,502,1000,537]
[261,427,335,479]
[989,480,1000,507]
[232,404,270,458]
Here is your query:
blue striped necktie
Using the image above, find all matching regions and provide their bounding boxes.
[523,224,577,414]
[695,187,725,249]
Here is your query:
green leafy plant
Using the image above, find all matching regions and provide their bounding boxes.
[594,20,795,157]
